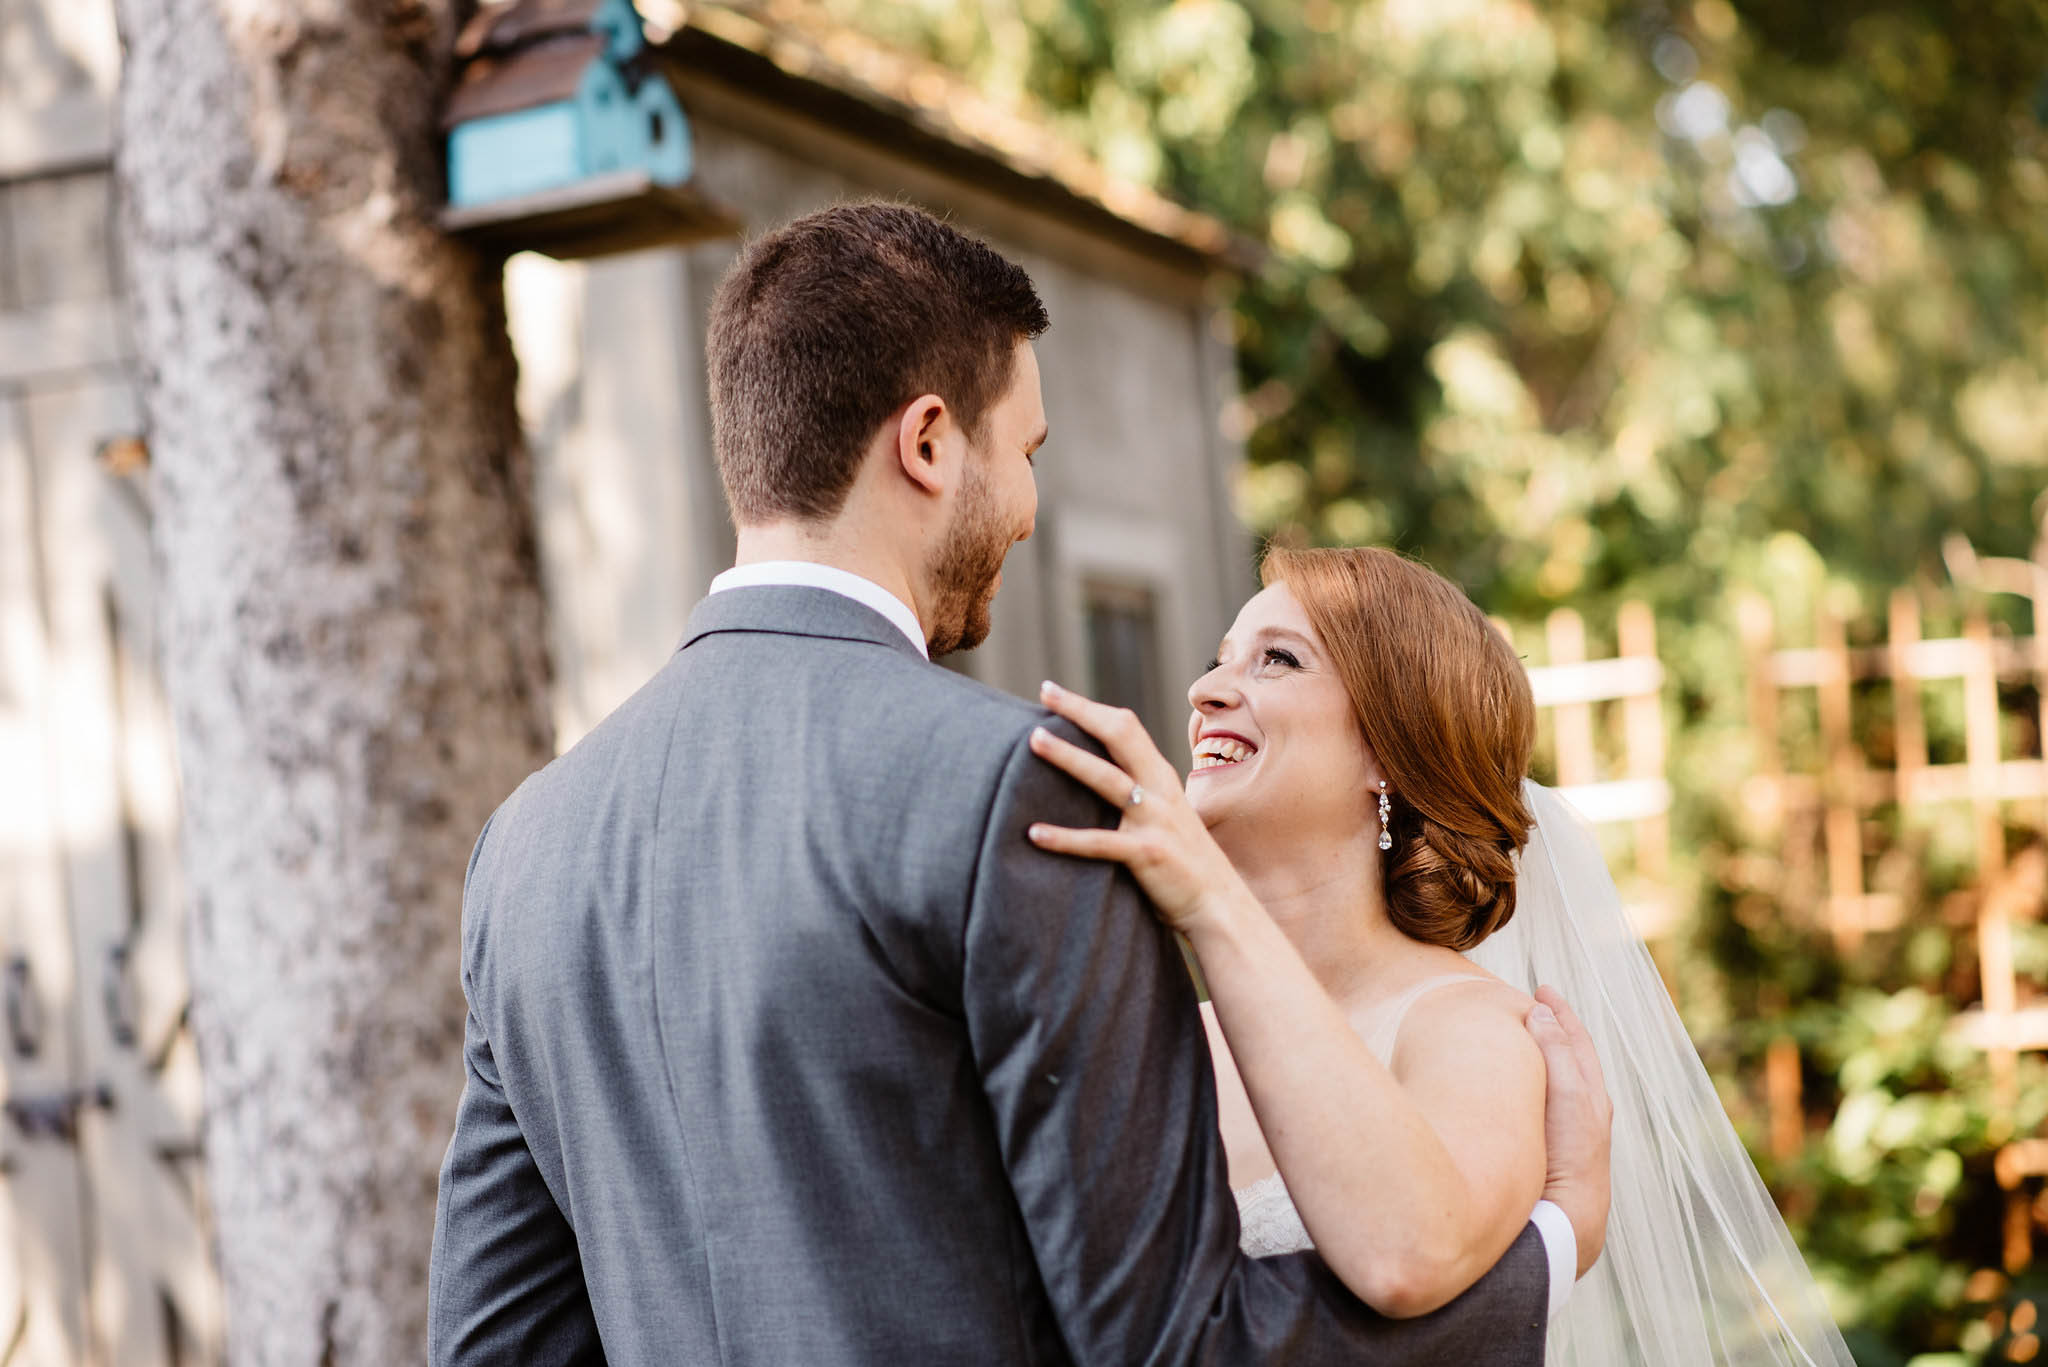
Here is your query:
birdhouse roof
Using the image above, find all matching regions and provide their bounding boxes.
[443,32,605,129]
[453,0,606,61]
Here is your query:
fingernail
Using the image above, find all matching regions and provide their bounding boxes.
[1529,1005,1558,1029]
[1026,824,1047,841]
[1031,726,1050,744]
[1040,680,1062,698]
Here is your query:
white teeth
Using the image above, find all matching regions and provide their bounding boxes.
[1193,738,1255,770]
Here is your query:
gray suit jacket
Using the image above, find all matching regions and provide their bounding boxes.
[428,585,1550,1365]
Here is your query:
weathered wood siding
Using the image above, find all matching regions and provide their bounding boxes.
[2,3,224,1359]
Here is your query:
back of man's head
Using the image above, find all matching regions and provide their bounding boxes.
[707,202,1049,526]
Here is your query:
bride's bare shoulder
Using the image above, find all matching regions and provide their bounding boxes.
[1391,969,1543,1083]
[1452,963,1535,1018]
[1388,952,1534,1020]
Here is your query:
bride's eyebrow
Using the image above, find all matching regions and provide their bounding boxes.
[1211,627,1317,664]
[1259,627,1317,655]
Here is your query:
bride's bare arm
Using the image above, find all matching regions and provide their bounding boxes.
[1025,683,1545,1317]
[1191,889,1545,1315]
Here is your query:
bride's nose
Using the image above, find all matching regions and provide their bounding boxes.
[1188,663,1237,713]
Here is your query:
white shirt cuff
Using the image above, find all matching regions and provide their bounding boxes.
[1529,1199,1577,1320]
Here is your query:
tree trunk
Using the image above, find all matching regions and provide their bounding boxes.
[109,2,554,1360]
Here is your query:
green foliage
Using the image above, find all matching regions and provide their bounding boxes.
[810,0,2048,1357]
[823,0,2048,603]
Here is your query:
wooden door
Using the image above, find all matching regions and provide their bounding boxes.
[0,376,223,1366]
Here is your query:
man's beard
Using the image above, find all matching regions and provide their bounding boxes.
[925,461,1011,658]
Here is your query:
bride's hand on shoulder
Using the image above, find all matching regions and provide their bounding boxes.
[1025,680,1245,936]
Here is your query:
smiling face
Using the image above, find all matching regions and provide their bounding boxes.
[1185,582,1380,854]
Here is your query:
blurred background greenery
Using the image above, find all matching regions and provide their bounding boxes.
[800,0,2048,1360]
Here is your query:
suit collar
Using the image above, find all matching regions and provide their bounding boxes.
[708,561,928,657]
[680,585,930,662]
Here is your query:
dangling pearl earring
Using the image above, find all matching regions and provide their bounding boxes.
[1378,780,1393,852]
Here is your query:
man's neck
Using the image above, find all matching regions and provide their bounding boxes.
[733,523,927,631]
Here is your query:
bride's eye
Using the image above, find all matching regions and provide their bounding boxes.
[1204,657,1222,672]
[1263,648,1300,669]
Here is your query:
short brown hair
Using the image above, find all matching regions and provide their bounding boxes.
[707,202,1050,524]
[1261,546,1536,950]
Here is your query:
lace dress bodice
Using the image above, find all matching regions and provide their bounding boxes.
[1230,973,1492,1257]
[1234,1170,1316,1257]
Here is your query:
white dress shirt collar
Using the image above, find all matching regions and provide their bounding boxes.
[708,560,929,660]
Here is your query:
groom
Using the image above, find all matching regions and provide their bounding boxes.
[428,202,1611,1364]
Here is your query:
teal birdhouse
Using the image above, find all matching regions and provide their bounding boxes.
[442,0,738,259]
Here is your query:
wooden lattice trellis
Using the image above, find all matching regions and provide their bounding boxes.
[1739,546,2048,1273]
[1512,603,1675,939]
[1515,566,2048,1272]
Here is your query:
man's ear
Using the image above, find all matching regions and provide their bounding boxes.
[894,394,952,497]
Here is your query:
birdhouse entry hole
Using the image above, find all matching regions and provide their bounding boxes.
[650,110,665,143]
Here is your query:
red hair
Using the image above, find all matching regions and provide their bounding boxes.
[1261,546,1535,949]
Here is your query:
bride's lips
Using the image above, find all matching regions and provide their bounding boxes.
[1189,728,1260,779]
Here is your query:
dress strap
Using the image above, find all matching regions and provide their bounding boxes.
[1361,973,1496,1066]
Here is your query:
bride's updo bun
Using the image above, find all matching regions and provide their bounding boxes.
[1260,546,1536,951]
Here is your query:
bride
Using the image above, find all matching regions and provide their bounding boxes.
[1025,545,1854,1365]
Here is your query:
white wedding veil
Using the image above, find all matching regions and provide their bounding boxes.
[1464,782,1856,1366]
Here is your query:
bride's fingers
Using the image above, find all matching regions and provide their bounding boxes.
[1038,681,1179,791]
[1029,726,1141,811]
[1026,822,1138,863]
